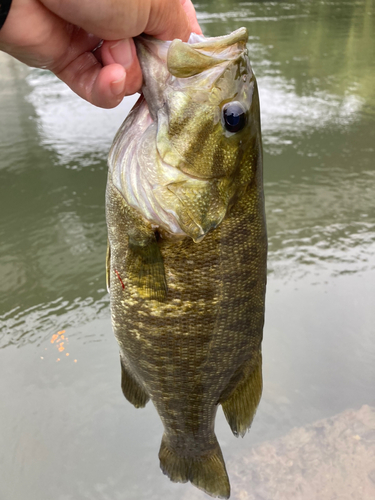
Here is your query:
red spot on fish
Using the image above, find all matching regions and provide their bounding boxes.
[114,269,125,289]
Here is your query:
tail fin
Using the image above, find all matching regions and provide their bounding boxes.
[159,434,230,499]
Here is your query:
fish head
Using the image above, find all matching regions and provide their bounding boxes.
[136,27,261,182]
[109,29,262,242]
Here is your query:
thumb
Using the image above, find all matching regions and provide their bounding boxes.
[145,0,202,41]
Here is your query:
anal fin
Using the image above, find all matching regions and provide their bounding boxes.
[221,352,263,437]
[120,357,149,408]
[159,434,230,499]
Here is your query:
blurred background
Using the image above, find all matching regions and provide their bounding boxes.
[0,1,374,499]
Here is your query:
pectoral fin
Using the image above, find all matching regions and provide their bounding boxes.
[127,234,167,301]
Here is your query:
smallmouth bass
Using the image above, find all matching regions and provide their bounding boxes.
[106,27,267,499]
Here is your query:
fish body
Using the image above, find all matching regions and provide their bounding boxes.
[106,28,267,499]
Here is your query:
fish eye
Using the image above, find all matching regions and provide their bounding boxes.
[222,102,247,133]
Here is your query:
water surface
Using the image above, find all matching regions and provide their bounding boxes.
[1,1,374,499]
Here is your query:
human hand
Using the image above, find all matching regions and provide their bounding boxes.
[0,0,202,108]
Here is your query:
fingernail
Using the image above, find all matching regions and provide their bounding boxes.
[111,72,126,96]
[109,39,134,68]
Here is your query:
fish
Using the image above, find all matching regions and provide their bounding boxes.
[106,27,267,499]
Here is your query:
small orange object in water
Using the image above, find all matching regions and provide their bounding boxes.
[58,343,65,352]
[51,334,59,344]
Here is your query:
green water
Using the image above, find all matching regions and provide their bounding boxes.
[0,1,374,499]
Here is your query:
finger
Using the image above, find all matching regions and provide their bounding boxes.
[0,0,101,68]
[56,54,129,108]
[52,29,142,108]
[180,0,202,35]
[101,38,143,93]
[146,0,192,41]
[40,0,152,40]
[41,0,196,42]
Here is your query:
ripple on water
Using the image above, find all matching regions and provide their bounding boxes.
[25,71,138,166]
[268,221,375,282]
[0,294,110,349]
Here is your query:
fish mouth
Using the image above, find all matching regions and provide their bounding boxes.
[134,28,249,119]
[136,27,248,78]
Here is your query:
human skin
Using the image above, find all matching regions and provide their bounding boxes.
[0,0,202,108]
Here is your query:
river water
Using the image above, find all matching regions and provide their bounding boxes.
[0,1,374,499]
